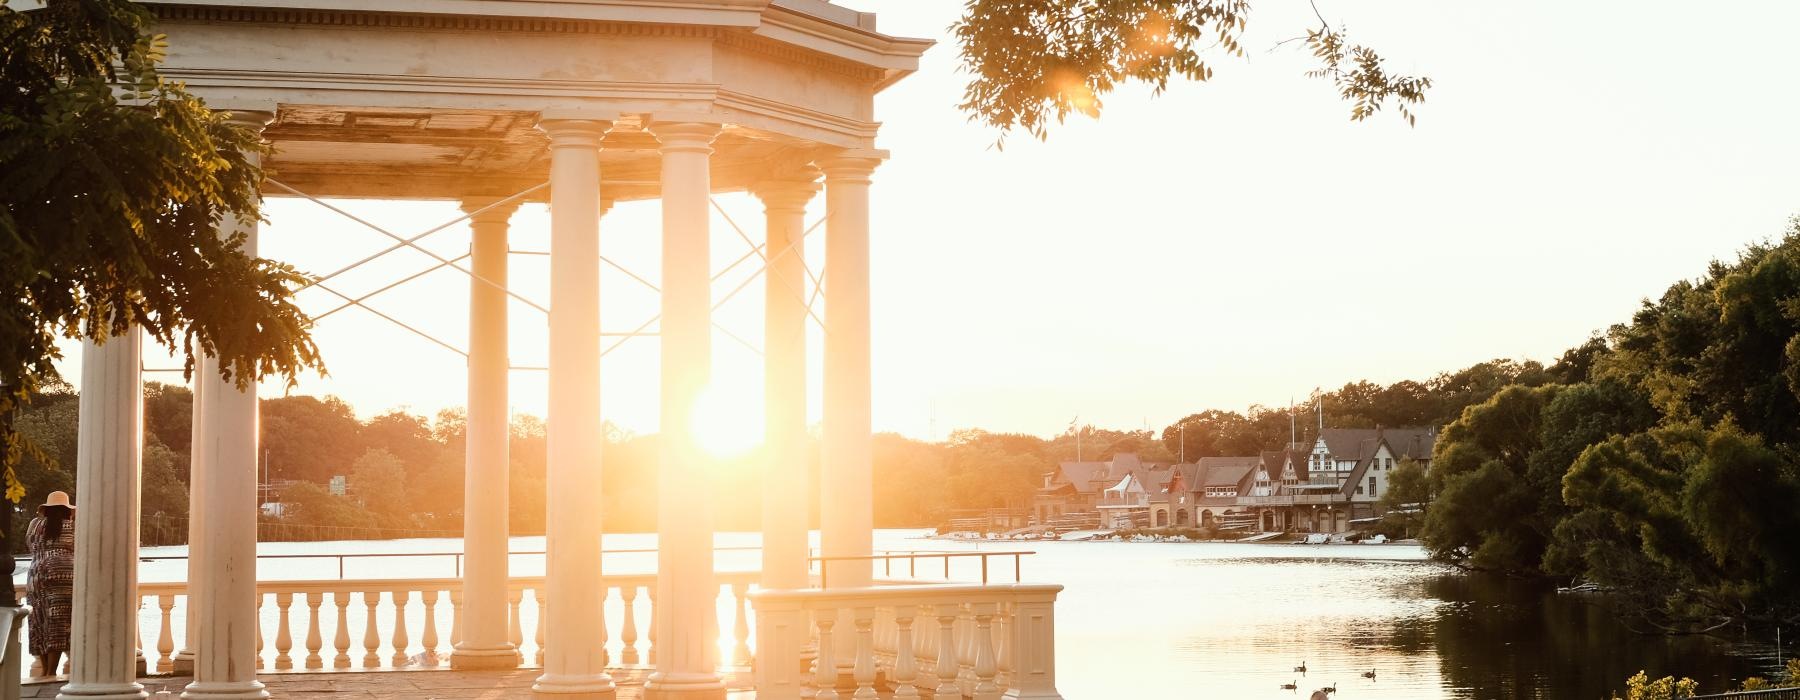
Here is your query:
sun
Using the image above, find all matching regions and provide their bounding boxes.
[691,380,764,459]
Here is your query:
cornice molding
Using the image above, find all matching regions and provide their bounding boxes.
[149,5,727,38]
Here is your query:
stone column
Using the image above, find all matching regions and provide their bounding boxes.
[532,115,616,700]
[57,330,147,700]
[452,197,523,670]
[750,173,819,591]
[643,121,725,700]
[173,360,205,675]
[816,151,884,590]
[183,110,272,700]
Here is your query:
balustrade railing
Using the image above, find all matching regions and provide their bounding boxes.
[16,572,761,680]
[751,583,1064,700]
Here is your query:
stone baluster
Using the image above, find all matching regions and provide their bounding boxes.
[646,589,657,666]
[362,592,382,668]
[813,610,839,700]
[958,610,976,696]
[156,595,176,673]
[333,591,352,669]
[995,602,1014,691]
[507,588,524,652]
[619,586,640,665]
[136,610,147,675]
[533,591,546,667]
[597,586,609,668]
[274,592,294,670]
[255,598,265,670]
[391,590,412,666]
[892,606,920,699]
[422,590,441,663]
[449,590,464,649]
[971,603,1000,700]
[933,604,960,698]
[851,607,877,700]
[732,582,752,666]
[305,592,324,670]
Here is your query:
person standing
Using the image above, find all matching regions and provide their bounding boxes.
[27,490,74,677]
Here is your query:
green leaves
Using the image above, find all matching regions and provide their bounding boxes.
[0,0,326,500]
[953,0,1431,142]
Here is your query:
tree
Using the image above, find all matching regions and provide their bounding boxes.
[1377,458,1428,538]
[1,1,323,508]
[953,0,1431,142]
[349,448,411,526]
[260,395,362,483]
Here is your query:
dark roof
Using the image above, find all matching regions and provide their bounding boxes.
[1054,462,1111,494]
[1196,457,1258,488]
[1055,452,1161,494]
[1319,427,1437,463]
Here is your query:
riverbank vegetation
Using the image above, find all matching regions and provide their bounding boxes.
[1418,222,1800,635]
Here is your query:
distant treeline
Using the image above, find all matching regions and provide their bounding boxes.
[3,348,1612,548]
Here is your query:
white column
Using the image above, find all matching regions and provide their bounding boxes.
[453,197,523,670]
[643,120,725,700]
[57,330,147,700]
[750,173,819,591]
[532,116,616,700]
[817,151,884,590]
[174,356,205,675]
[183,111,272,700]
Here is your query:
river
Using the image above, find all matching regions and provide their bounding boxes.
[66,530,1788,698]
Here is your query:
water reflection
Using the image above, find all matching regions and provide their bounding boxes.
[972,539,1776,699]
[1427,574,1764,699]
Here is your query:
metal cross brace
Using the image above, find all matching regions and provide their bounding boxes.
[267,178,550,314]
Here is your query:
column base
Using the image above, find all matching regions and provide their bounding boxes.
[531,672,616,700]
[56,682,147,700]
[642,672,726,700]
[180,680,269,700]
[450,643,522,670]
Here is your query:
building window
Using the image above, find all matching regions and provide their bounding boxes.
[1369,476,1378,495]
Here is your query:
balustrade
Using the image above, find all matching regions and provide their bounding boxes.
[751,583,1064,700]
[12,572,758,680]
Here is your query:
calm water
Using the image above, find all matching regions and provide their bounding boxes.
[65,531,1782,699]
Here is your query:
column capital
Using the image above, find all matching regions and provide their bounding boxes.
[648,121,723,155]
[459,197,523,225]
[219,110,275,135]
[536,116,614,149]
[750,168,821,214]
[816,148,888,184]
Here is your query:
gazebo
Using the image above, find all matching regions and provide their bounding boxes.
[47,2,1062,700]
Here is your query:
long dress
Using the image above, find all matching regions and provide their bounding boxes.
[26,516,74,658]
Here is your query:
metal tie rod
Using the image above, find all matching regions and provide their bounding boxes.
[267,178,549,314]
[313,253,471,321]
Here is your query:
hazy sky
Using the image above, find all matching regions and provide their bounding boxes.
[81,1,1800,442]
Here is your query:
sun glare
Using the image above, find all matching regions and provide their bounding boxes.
[692,381,763,459]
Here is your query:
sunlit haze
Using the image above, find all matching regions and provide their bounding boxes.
[66,0,1800,440]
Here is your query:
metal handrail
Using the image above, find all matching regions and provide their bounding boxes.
[10,546,768,580]
[811,550,1034,589]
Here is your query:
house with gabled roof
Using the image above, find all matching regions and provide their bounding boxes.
[1235,427,1438,533]
[1032,452,1165,529]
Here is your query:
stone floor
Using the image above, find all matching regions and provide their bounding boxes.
[24,669,760,699]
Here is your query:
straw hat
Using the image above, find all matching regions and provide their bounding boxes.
[39,491,73,512]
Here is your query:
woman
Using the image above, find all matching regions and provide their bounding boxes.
[27,490,74,677]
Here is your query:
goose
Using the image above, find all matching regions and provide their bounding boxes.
[1321,682,1338,694]
[1294,660,1308,674]
[1280,680,1298,690]
[1362,668,1378,679]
